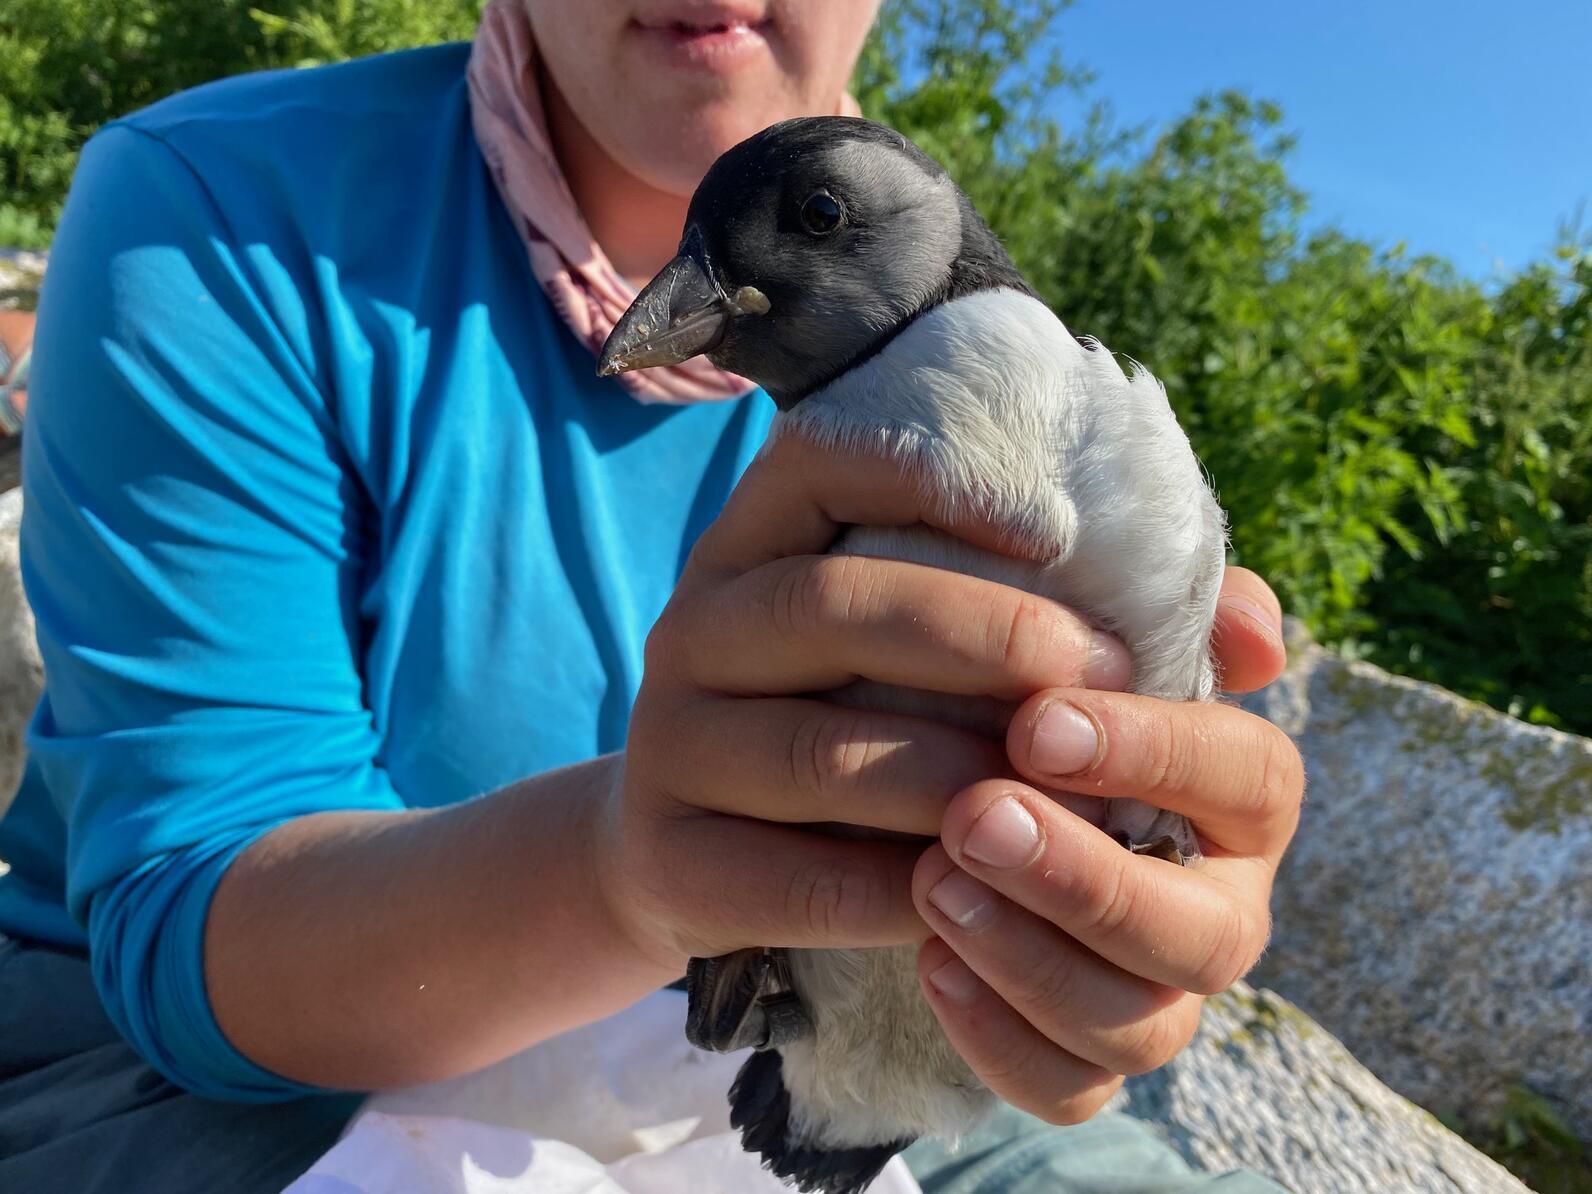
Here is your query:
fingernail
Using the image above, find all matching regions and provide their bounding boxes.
[961,797,1041,868]
[927,870,996,931]
[1030,701,1101,777]
[1083,632,1133,689]
[927,957,982,1005]
[1220,595,1282,641]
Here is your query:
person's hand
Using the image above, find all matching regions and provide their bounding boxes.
[910,568,1300,1124]
[600,433,1143,972]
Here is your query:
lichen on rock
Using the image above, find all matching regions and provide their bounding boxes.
[1112,981,1530,1193]
[1243,625,1592,1146]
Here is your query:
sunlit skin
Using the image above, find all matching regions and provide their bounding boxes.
[205,2,1303,1124]
[528,2,879,282]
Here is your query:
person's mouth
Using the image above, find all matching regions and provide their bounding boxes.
[631,4,775,71]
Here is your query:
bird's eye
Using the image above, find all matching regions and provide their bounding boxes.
[800,191,844,235]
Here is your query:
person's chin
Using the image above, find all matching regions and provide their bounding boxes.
[622,98,790,190]
[697,99,801,149]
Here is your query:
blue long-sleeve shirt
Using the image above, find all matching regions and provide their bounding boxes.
[0,43,774,1101]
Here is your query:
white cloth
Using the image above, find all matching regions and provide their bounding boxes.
[288,991,922,1194]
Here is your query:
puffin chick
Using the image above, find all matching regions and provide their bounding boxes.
[599,116,1227,1194]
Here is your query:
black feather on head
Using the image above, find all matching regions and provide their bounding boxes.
[680,116,1038,405]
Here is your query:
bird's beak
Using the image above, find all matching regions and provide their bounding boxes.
[597,225,770,376]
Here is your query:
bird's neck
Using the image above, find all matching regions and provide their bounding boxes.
[774,288,1087,553]
[770,204,1039,409]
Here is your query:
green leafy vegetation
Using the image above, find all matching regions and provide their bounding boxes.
[0,0,482,243]
[1442,1085,1587,1194]
[1,0,1588,736]
[247,0,484,68]
[859,1,1591,735]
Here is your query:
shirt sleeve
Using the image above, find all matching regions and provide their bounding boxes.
[23,122,405,1101]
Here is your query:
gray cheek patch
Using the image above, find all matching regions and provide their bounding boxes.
[826,140,963,321]
[708,133,970,400]
[757,141,963,381]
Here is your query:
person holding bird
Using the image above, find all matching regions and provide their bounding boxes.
[0,3,1301,1193]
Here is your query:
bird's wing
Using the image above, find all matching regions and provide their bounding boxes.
[685,949,814,1053]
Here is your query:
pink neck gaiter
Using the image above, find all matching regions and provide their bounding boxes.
[467,0,860,404]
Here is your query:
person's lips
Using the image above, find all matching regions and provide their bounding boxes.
[631,4,775,72]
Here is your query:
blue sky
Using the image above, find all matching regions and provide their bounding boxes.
[1049,0,1591,280]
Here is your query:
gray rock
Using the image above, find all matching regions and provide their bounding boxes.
[0,486,40,828]
[1113,982,1528,1193]
[1243,625,1591,1143]
[0,247,45,310]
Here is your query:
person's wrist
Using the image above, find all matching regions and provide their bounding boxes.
[589,751,691,980]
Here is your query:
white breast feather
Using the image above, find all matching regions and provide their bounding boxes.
[772,287,1227,701]
[758,289,1228,1151]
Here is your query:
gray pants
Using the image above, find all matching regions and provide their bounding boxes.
[0,934,357,1193]
[0,934,1280,1193]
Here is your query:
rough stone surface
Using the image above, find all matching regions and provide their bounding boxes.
[0,487,40,830]
[0,437,19,495]
[1242,625,1591,1144]
[0,248,45,310]
[1111,982,1528,1193]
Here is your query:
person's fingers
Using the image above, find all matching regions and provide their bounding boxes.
[914,846,1202,1076]
[916,935,1123,1124]
[937,779,1274,995]
[633,694,1106,835]
[1212,566,1286,693]
[1004,690,1304,859]
[685,431,1059,581]
[627,814,926,960]
[653,552,1132,698]
[641,693,1004,835]
[1221,566,1283,624]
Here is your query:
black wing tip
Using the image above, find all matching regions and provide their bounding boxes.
[686,952,767,1051]
[730,1050,915,1194]
[687,951,815,1053]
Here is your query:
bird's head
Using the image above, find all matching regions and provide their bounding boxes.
[598,116,1034,408]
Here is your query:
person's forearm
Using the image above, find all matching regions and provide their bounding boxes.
[204,753,678,1090]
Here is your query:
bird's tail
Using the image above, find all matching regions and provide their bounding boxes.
[729,1049,915,1194]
